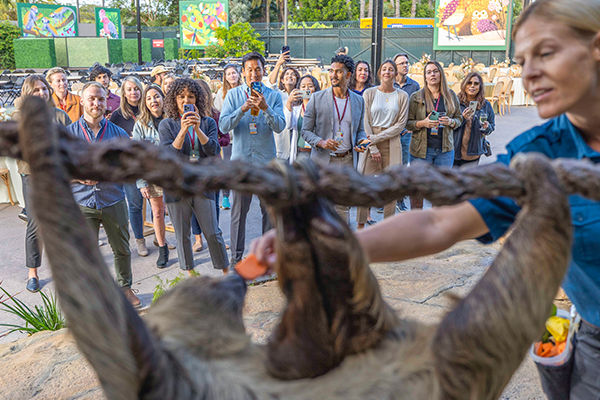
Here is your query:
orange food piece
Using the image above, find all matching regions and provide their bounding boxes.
[535,341,568,358]
[235,254,269,281]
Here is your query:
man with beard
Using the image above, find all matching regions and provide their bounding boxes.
[301,54,369,223]
[66,81,140,308]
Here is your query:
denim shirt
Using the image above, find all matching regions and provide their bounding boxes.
[470,114,600,327]
[219,83,286,165]
[67,117,128,209]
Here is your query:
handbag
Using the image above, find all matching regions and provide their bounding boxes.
[484,139,493,157]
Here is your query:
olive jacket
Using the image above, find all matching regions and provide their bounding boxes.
[406,89,462,159]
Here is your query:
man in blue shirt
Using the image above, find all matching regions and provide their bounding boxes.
[219,52,286,268]
[67,81,140,308]
[393,53,420,212]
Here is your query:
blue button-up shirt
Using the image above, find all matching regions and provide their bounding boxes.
[219,83,286,165]
[395,76,420,135]
[67,117,129,209]
[470,114,600,327]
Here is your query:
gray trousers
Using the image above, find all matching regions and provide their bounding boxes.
[21,174,41,269]
[167,195,229,270]
[80,199,132,289]
[230,191,271,262]
[329,153,354,224]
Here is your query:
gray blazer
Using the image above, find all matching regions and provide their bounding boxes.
[301,87,367,167]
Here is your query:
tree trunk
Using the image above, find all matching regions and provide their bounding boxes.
[395,0,400,17]
[411,0,418,17]
[428,0,433,8]
[368,0,373,18]
[265,0,270,25]
[360,0,365,19]
[346,0,353,19]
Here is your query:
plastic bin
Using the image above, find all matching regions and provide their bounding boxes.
[529,309,574,367]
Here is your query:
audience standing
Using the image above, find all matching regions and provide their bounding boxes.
[349,60,374,96]
[158,78,229,276]
[13,75,71,293]
[161,73,177,95]
[356,60,408,229]
[151,65,168,86]
[132,84,171,268]
[269,54,300,161]
[89,65,120,117]
[46,67,83,122]
[285,75,321,163]
[301,54,369,223]
[67,82,140,307]
[406,60,462,209]
[453,72,495,167]
[219,52,286,269]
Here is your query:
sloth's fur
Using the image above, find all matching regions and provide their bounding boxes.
[20,97,573,400]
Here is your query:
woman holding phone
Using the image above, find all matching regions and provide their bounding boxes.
[406,60,462,209]
[158,78,229,276]
[453,72,495,167]
[285,75,321,163]
[254,1,600,397]
[356,60,409,229]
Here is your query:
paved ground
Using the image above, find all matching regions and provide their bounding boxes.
[0,106,549,398]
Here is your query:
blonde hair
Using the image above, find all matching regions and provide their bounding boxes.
[138,84,165,126]
[45,67,68,84]
[222,64,242,99]
[19,74,55,108]
[513,0,600,40]
[120,75,144,120]
[423,60,455,115]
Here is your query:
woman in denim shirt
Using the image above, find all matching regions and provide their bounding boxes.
[453,72,495,167]
[132,84,171,268]
[254,1,600,397]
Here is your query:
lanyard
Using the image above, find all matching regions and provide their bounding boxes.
[79,119,107,143]
[187,125,196,150]
[301,103,305,115]
[434,96,442,112]
[333,91,349,125]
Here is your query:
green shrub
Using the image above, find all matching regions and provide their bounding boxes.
[0,284,66,335]
[13,38,57,69]
[0,22,21,70]
[152,270,200,304]
[164,38,179,61]
[108,39,123,64]
[205,22,264,58]
[122,38,152,63]
[178,48,203,60]
[66,38,109,68]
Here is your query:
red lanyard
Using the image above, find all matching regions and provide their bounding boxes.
[333,91,349,125]
[301,103,305,115]
[188,128,196,150]
[79,118,107,143]
[434,96,442,112]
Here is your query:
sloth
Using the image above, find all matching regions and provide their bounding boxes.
[18,97,572,400]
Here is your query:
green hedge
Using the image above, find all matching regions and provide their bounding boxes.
[122,38,151,63]
[0,23,21,70]
[54,38,68,67]
[164,38,178,61]
[66,38,109,68]
[108,39,123,64]
[13,39,56,69]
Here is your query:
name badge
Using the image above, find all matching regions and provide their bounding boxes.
[190,153,199,163]
[249,123,258,135]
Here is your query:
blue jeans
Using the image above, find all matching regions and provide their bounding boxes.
[124,183,144,240]
[399,132,412,211]
[192,191,220,235]
[414,147,455,167]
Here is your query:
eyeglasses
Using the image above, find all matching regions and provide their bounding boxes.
[467,81,481,86]
[396,62,410,66]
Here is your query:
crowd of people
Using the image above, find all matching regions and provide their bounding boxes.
[13,47,499,306]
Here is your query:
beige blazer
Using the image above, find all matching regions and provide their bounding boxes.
[358,87,408,174]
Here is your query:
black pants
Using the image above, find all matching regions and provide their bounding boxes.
[21,174,41,269]
[453,158,480,168]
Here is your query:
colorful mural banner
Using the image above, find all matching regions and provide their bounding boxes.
[433,0,513,50]
[17,3,78,38]
[179,1,229,49]
[95,7,121,39]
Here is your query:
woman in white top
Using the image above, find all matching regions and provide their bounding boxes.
[268,65,300,161]
[357,60,409,229]
[214,64,242,112]
[284,75,321,163]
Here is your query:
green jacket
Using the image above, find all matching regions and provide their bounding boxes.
[406,89,462,159]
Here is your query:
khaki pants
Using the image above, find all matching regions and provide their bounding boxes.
[329,152,354,224]
[357,140,395,224]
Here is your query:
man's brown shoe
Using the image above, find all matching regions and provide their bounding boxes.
[124,288,141,308]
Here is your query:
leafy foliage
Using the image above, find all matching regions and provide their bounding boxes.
[292,0,359,22]
[0,22,20,70]
[230,0,252,24]
[179,48,204,60]
[152,270,200,304]
[205,22,264,58]
[0,284,66,335]
[14,38,56,69]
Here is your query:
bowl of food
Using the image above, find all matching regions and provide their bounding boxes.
[530,307,574,367]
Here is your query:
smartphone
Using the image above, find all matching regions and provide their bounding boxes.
[281,45,290,54]
[251,82,262,95]
[357,141,371,149]
[183,104,195,115]
[301,90,312,99]
[469,101,478,112]
[429,111,439,121]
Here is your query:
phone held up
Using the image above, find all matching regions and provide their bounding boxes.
[469,101,478,113]
[281,45,290,61]
[301,90,312,99]
[251,82,262,95]
[183,104,195,115]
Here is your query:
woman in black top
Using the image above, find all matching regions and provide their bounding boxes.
[158,78,230,276]
[109,76,148,256]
